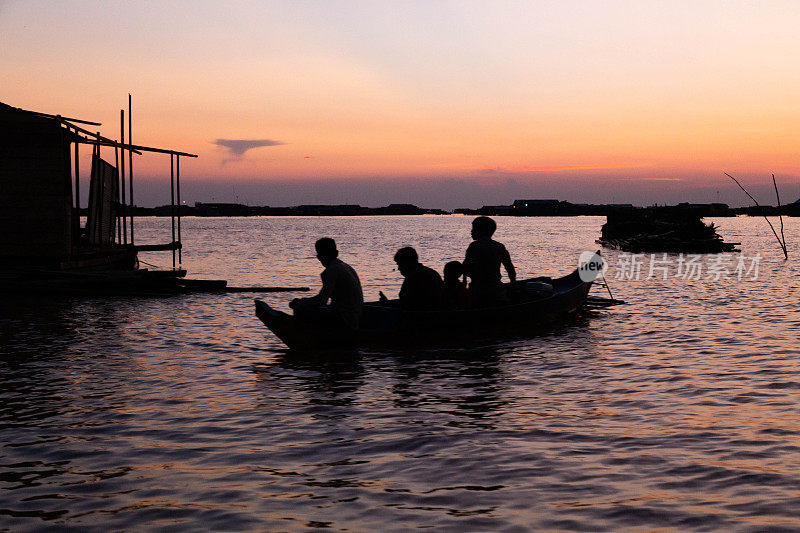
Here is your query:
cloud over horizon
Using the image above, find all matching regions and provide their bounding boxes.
[213,138,285,157]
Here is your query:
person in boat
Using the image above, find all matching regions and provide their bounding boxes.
[390,246,444,310]
[443,260,471,309]
[463,216,516,307]
[289,237,363,330]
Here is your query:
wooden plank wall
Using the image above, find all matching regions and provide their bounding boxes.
[0,109,73,260]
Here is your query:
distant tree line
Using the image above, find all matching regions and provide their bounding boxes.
[80,199,800,217]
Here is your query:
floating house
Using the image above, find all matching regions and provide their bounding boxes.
[0,100,199,292]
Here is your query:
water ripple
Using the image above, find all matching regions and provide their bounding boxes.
[2,216,800,530]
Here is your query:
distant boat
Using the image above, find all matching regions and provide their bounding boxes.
[597,206,739,253]
[255,268,595,350]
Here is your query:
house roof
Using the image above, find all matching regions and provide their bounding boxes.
[0,101,197,158]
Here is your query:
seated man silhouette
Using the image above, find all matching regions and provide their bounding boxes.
[443,260,471,309]
[290,237,363,331]
[463,216,516,307]
[390,246,444,310]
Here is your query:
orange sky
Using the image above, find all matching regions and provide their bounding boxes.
[2,1,800,207]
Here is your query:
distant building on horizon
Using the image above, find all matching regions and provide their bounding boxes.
[512,199,559,209]
[512,199,561,216]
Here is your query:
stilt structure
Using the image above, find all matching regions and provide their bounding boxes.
[0,99,196,293]
[0,99,311,295]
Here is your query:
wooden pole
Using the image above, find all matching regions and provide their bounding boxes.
[170,153,176,270]
[176,155,182,265]
[73,127,80,248]
[85,141,195,158]
[725,172,787,259]
[128,94,135,245]
[24,109,102,126]
[89,134,99,244]
[74,128,79,213]
[120,110,127,244]
[97,132,103,243]
[115,144,121,245]
[224,286,311,293]
[772,174,788,258]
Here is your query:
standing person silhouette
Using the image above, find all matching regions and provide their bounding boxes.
[290,237,363,331]
[463,216,516,307]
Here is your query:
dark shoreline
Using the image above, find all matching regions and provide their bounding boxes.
[84,201,800,218]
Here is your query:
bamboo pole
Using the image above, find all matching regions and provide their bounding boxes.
[224,287,311,293]
[111,142,197,158]
[170,153,176,270]
[71,137,142,155]
[115,144,121,245]
[24,109,102,126]
[74,128,79,213]
[176,155,182,265]
[725,172,787,259]
[129,94,135,245]
[772,174,787,257]
[88,135,98,244]
[120,110,127,244]
[75,138,196,157]
[58,118,130,151]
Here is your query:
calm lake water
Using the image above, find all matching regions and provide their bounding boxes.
[2,215,800,531]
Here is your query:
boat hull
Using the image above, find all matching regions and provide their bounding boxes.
[255,269,593,350]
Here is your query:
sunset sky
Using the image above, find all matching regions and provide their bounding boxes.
[3,1,800,208]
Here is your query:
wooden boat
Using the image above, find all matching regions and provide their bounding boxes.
[255,268,595,350]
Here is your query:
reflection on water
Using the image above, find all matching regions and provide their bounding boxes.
[2,216,800,530]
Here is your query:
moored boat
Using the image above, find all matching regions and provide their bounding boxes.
[255,267,595,350]
[597,206,739,253]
